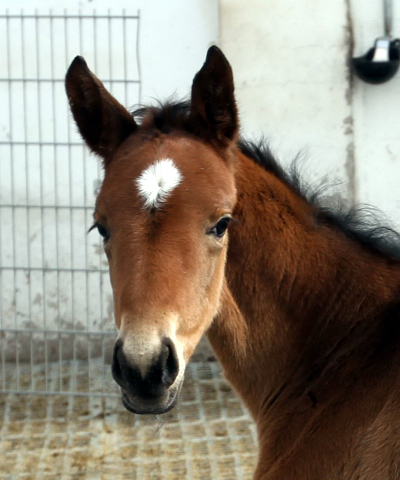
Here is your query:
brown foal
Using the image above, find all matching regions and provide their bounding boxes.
[66,46,400,479]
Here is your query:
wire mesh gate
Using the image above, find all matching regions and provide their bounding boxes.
[0,8,141,397]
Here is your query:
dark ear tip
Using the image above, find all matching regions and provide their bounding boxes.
[204,46,231,73]
[72,55,88,66]
[67,56,89,77]
[206,45,226,61]
[207,45,223,55]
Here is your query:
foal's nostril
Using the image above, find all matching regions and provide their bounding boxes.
[161,338,179,388]
[111,339,124,385]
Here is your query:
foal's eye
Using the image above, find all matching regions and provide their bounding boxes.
[96,223,109,240]
[208,217,233,238]
[89,222,110,241]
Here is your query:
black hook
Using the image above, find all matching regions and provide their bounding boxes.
[352,37,400,84]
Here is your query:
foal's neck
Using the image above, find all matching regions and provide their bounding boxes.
[207,149,400,428]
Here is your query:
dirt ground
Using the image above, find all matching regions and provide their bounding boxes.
[0,362,257,480]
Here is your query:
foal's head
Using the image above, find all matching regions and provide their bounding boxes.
[66,47,238,414]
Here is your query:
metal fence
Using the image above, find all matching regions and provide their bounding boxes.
[0,8,141,397]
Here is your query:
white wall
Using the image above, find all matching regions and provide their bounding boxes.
[351,0,400,223]
[221,0,400,225]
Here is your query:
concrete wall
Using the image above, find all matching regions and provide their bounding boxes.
[220,0,400,225]
[350,0,400,222]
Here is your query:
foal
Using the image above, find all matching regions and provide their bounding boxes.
[66,47,400,479]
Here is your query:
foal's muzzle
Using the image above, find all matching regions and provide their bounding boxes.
[112,337,180,414]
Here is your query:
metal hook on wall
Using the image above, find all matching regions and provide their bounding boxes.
[352,0,400,84]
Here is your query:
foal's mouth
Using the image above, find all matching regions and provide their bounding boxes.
[121,389,179,415]
[119,382,181,415]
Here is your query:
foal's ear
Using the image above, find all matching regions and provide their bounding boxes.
[65,56,137,165]
[190,46,238,146]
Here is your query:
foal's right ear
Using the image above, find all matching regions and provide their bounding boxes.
[65,56,137,166]
[190,46,238,147]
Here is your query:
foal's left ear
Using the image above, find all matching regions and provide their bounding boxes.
[65,56,137,166]
[190,46,238,147]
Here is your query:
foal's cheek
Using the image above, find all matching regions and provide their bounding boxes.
[206,244,228,294]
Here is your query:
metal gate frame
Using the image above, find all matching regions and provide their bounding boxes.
[0,8,141,397]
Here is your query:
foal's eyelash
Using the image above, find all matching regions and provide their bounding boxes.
[88,223,97,234]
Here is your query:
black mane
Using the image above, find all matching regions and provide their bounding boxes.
[239,139,400,260]
[131,101,400,261]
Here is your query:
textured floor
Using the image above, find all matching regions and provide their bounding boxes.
[0,362,257,480]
